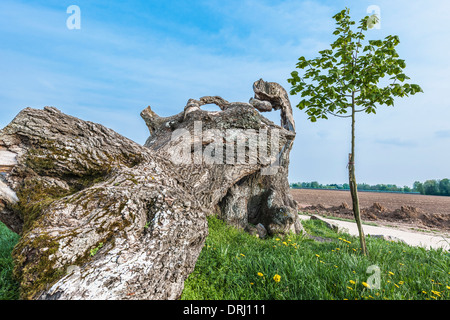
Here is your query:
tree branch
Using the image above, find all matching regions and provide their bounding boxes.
[326,110,352,118]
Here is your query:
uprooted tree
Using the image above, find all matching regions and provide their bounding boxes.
[0,79,302,300]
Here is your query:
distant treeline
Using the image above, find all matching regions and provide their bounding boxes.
[291,179,450,196]
[413,179,450,196]
[290,181,415,193]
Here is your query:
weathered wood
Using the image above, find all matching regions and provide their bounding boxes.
[0,80,301,300]
[142,79,301,235]
[0,149,17,173]
[1,107,207,300]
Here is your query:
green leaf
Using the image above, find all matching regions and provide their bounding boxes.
[297,100,304,109]
[397,59,406,68]
[396,74,406,82]
[410,84,424,93]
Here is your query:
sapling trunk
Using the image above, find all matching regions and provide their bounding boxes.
[349,92,368,256]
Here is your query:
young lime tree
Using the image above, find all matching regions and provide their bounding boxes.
[288,8,422,255]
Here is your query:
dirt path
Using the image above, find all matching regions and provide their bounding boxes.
[299,214,450,251]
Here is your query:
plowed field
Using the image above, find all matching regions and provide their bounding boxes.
[291,188,450,232]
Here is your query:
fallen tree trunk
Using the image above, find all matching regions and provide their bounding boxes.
[141,79,301,235]
[0,79,301,300]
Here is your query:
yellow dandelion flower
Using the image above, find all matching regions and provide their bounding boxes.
[347,286,353,290]
[282,241,288,246]
[394,284,399,288]
[362,282,370,289]
[273,274,281,282]
[257,272,264,277]
[422,291,427,294]
[275,238,280,241]
[334,265,338,268]
[352,248,357,252]
[315,254,320,258]
[240,253,245,257]
[446,286,450,290]
[349,280,356,285]
[250,283,254,285]
[398,281,404,285]
[431,290,441,297]
[388,271,394,276]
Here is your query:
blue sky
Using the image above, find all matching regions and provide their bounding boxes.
[0,0,449,187]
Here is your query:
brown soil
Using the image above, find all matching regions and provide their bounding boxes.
[291,189,450,232]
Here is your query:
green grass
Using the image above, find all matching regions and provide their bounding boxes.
[1,217,449,300]
[182,216,450,300]
[0,222,20,300]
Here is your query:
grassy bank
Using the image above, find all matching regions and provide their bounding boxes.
[182,216,450,300]
[1,217,449,300]
[0,222,20,300]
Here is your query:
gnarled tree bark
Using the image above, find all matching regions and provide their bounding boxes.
[0,80,300,300]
